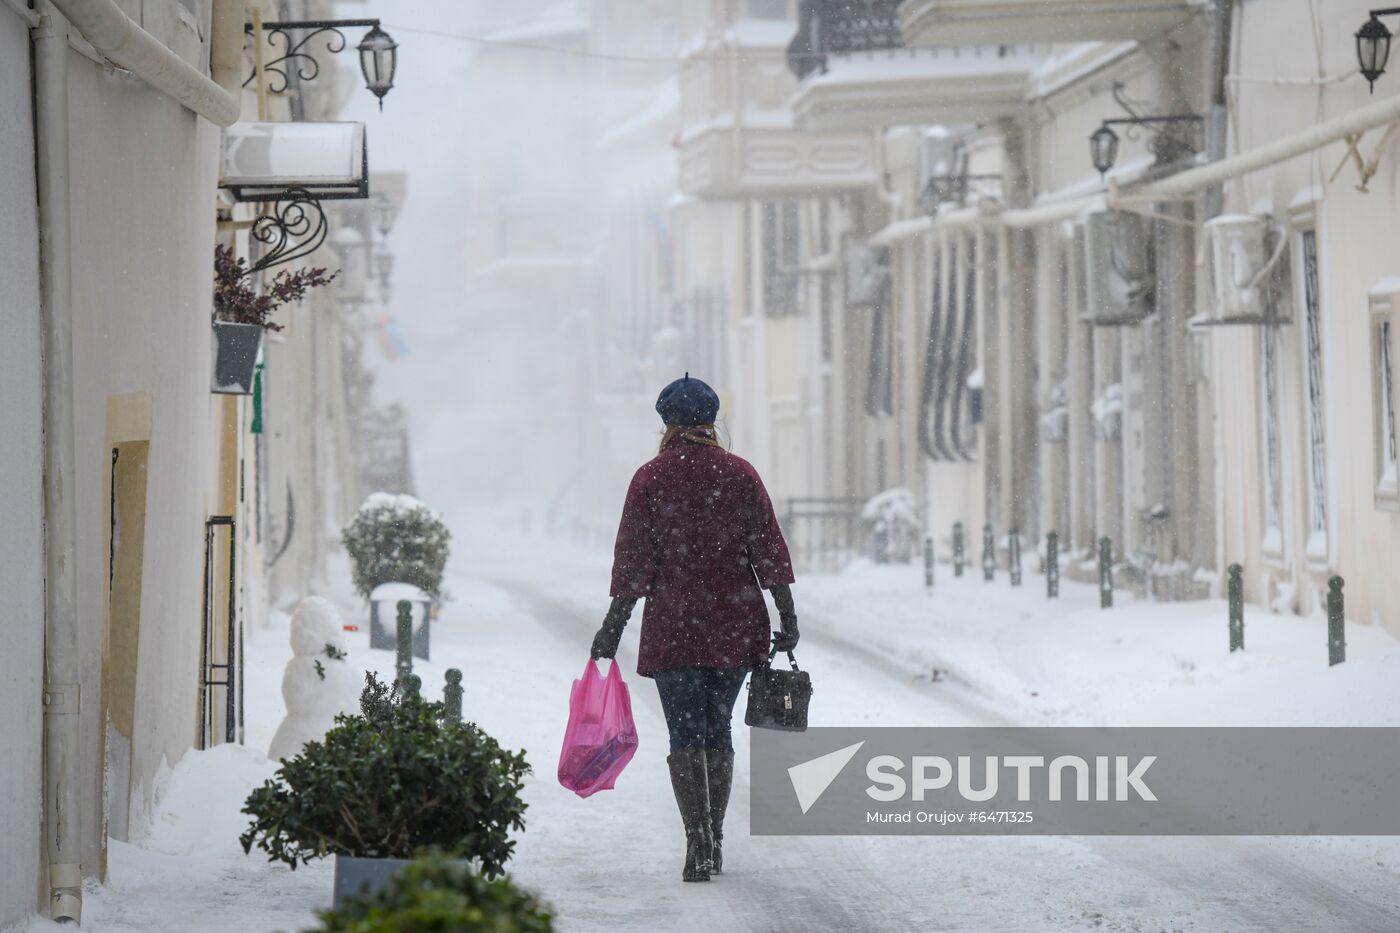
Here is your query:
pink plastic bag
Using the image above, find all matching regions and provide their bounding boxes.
[557,659,639,798]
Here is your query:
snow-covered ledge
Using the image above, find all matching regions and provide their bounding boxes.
[792,47,1038,132]
[898,0,1198,48]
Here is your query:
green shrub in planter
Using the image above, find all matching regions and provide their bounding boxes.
[241,676,529,876]
[309,851,554,933]
[341,494,451,600]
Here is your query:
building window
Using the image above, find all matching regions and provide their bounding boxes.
[1261,326,1284,554]
[1298,229,1328,559]
[1380,321,1398,489]
[762,200,800,317]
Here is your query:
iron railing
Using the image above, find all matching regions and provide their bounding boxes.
[781,497,866,573]
[788,0,1033,81]
[789,0,903,79]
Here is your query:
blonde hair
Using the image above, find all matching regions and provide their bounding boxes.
[660,422,722,454]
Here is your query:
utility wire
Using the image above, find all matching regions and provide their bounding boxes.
[384,22,815,65]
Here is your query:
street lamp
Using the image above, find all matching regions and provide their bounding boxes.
[1088,81,1203,178]
[373,193,399,239]
[357,25,398,110]
[1357,11,1397,92]
[247,19,399,108]
[374,250,394,284]
[1089,125,1121,178]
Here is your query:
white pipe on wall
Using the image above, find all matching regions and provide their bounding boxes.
[208,0,244,101]
[1138,91,1400,199]
[33,1,82,923]
[47,0,240,125]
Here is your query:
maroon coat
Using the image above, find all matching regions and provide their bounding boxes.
[610,441,795,676]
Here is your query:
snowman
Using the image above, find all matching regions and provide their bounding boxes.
[268,596,361,760]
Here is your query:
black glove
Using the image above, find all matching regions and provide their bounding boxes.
[590,597,637,659]
[769,583,800,652]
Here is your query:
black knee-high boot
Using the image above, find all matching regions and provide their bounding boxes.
[666,749,713,882]
[706,750,735,873]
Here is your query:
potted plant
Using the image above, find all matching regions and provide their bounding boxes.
[341,493,452,602]
[310,850,554,932]
[240,675,529,906]
[211,245,338,394]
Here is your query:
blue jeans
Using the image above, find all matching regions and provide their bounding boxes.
[652,666,749,752]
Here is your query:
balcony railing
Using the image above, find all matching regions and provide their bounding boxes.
[788,0,905,80]
[788,0,1032,87]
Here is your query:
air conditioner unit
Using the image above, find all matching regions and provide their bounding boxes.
[1194,213,1290,327]
[1083,209,1155,326]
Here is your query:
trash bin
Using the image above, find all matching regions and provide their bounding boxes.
[368,582,432,661]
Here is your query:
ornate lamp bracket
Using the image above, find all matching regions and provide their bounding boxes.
[243,190,330,278]
[244,18,379,95]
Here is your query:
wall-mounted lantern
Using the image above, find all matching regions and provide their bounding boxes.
[1088,82,1201,177]
[373,193,399,239]
[1357,10,1399,91]
[374,250,395,293]
[247,19,398,109]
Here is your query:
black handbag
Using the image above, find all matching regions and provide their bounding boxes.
[745,647,811,732]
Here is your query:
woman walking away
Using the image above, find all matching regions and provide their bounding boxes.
[590,374,801,883]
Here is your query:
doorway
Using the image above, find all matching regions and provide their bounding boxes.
[104,440,149,844]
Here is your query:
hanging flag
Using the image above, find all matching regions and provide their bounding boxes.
[377,314,409,361]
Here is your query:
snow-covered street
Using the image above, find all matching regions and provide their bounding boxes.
[33,525,1400,933]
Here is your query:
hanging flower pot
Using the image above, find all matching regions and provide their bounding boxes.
[211,320,263,395]
[209,244,340,396]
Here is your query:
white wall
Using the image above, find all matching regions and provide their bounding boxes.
[62,42,223,872]
[0,12,46,926]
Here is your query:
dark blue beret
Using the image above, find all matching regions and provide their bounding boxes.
[655,373,720,426]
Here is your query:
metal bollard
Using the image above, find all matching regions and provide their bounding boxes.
[444,668,463,722]
[953,522,965,577]
[1228,564,1244,652]
[924,536,935,590]
[395,600,413,683]
[1327,576,1346,666]
[1098,537,1113,609]
[1046,531,1059,599]
[1008,531,1022,587]
[401,672,422,701]
[982,523,995,582]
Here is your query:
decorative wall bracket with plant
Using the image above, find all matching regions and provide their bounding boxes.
[214,244,340,330]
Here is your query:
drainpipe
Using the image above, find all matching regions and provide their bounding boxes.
[208,0,244,101]
[33,1,82,924]
[1203,0,1236,219]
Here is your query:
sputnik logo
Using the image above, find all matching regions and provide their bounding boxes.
[787,741,865,814]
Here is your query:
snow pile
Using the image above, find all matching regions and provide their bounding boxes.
[267,597,359,761]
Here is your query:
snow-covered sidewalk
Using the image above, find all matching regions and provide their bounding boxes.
[33,524,1400,932]
[798,559,1400,728]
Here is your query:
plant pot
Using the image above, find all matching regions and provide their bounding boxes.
[332,855,413,908]
[211,320,263,395]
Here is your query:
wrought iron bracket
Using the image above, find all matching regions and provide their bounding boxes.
[244,18,379,95]
[921,173,1003,214]
[244,189,329,278]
